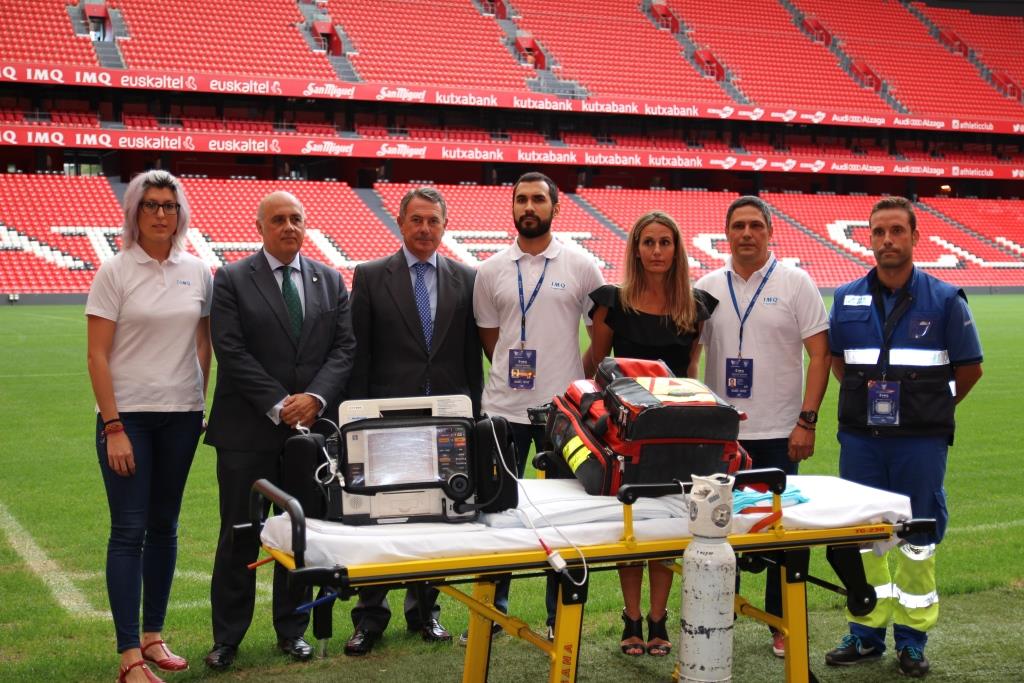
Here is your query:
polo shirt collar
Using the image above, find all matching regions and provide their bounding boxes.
[511,234,562,261]
[726,252,776,279]
[128,242,183,265]
[263,249,301,273]
[401,244,438,269]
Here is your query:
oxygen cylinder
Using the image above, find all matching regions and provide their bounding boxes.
[677,473,736,683]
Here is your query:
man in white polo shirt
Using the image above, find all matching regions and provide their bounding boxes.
[471,171,604,640]
[695,195,830,658]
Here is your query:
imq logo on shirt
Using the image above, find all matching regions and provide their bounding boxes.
[550,280,567,290]
[762,296,779,305]
[176,279,192,287]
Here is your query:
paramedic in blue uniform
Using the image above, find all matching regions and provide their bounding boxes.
[825,196,982,678]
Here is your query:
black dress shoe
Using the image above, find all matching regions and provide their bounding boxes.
[344,629,381,656]
[278,636,314,661]
[204,643,237,671]
[415,618,452,643]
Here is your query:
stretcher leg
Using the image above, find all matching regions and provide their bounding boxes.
[779,549,811,683]
[459,580,498,683]
[548,569,588,683]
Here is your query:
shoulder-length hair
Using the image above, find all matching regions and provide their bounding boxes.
[620,211,697,333]
[120,170,191,252]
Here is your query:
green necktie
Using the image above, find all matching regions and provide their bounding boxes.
[279,265,303,340]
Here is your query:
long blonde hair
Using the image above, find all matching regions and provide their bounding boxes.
[620,211,697,333]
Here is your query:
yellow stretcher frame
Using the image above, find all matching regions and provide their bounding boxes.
[253,475,929,683]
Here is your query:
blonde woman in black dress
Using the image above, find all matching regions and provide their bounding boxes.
[584,210,717,657]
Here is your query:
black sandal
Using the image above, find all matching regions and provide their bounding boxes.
[620,609,645,656]
[646,613,672,656]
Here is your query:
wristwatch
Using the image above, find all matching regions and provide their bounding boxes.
[798,410,818,425]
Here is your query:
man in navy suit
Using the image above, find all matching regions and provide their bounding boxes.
[343,187,482,655]
[204,190,356,670]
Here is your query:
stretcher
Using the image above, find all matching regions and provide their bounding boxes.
[252,470,933,683]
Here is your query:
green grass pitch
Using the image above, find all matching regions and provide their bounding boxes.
[0,295,1021,681]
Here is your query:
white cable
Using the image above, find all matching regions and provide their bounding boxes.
[489,418,589,587]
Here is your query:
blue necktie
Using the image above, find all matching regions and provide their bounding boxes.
[279,265,303,340]
[413,262,433,351]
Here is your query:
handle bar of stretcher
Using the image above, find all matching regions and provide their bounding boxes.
[616,467,788,505]
[250,478,307,568]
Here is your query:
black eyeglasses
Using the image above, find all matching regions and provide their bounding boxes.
[140,200,181,215]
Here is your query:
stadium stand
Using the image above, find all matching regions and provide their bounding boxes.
[3,175,1024,293]
[921,196,1024,247]
[0,174,118,294]
[0,3,98,66]
[666,0,891,112]
[914,2,1024,89]
[324,0,529,90]
[112,0,337,79]
[375,182,627,284]
[181,178,399,287]
[792,0,1024,118]
[763,192,1024,287]
[578,187,869,287]
[510,0,731,102]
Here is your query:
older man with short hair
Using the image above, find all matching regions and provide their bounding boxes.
[204,191,356,670]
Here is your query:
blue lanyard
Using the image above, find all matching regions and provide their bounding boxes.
[516,258,549,346]
[726,259,777,358]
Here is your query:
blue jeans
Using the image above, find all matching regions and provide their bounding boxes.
[96,411,202,652]
[739,438,797,631]
[494,422,558,625]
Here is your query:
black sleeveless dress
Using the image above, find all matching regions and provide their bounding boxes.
[588,285,718,377]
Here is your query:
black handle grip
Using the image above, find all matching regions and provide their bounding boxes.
[532,450,556,472]
[250,478,307,568]
[731,467,787,495]
[896,518,937,540]
[616,481,685,505]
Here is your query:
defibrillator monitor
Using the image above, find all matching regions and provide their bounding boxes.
[338,395,478,525]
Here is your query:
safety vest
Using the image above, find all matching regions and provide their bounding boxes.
[832,268,961,439]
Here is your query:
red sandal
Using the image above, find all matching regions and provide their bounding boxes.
[117,660,163,683]
[141,640,188,672]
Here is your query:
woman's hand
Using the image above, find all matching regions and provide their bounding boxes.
[106,430,135,476]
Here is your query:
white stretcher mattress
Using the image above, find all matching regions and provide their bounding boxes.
[260,475,911,568]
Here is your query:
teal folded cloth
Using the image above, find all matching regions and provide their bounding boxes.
[733,486,808,514]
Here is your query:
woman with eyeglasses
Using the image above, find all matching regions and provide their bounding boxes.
[583,210,717,659]
[86,170,212,683]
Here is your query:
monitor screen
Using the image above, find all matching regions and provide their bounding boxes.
[365,426,440,487]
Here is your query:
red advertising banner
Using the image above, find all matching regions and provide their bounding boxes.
[3,124,1023,180]
[3,62,1023,136]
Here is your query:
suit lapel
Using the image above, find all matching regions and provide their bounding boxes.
[431,256,458,357]
[296,255,322,352]
[249,253,295,348]
[384,250,430,354]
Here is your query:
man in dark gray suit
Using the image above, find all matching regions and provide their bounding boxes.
[343,187,482,656]
[204,190,356,670]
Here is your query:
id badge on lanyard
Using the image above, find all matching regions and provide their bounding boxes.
[510,258,548,391]
[724,261,776,399]
[867,380,900,426]
[865,286,911,426]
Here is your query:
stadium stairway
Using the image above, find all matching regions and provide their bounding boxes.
[352,187,402,241]
[568,195,629,240]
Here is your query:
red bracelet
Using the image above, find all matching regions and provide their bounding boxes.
[104,422,125,435]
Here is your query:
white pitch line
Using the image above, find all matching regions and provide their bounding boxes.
[0,500,108,619]
[946,518,1024,534]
